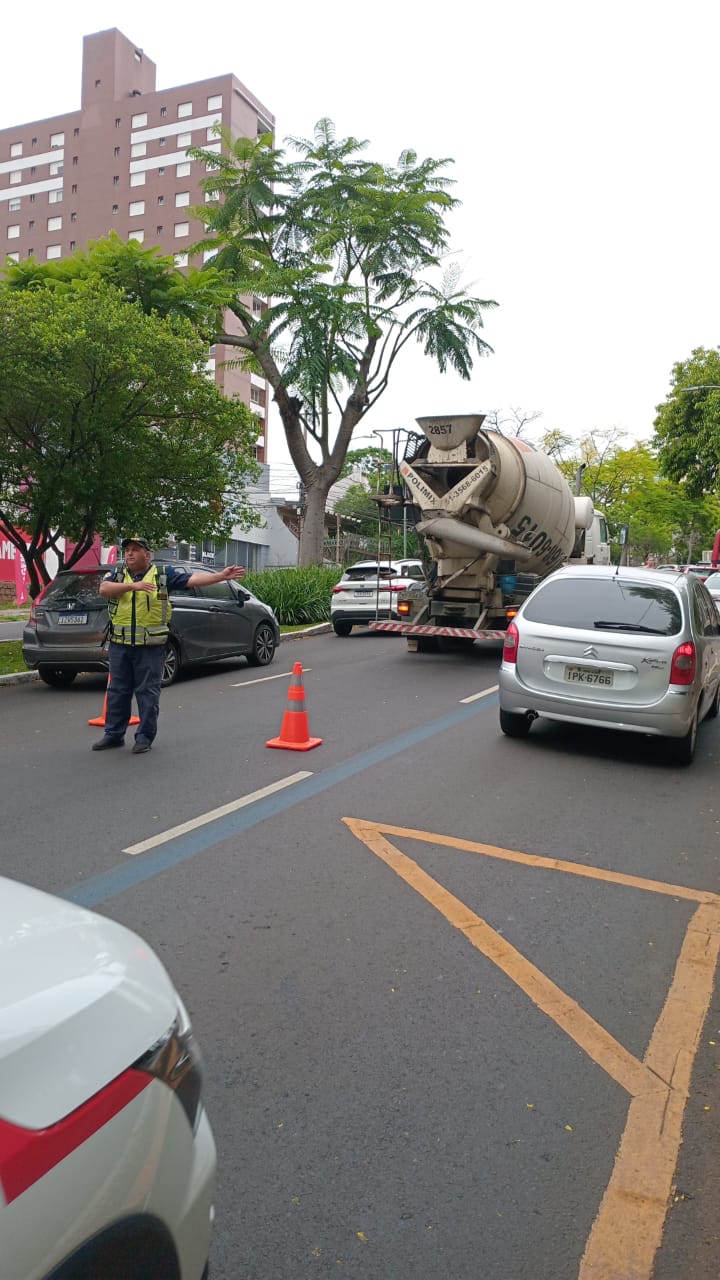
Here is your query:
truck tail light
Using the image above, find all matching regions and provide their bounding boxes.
[398,599,411,616]
[670,641,696,686]
[502,620,519,664]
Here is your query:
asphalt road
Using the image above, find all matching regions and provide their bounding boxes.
[2,629,720,1280]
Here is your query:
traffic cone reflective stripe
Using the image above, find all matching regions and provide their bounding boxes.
[266,661,322,752]
[88,672,140,727]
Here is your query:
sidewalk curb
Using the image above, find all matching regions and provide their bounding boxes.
[0,624,333,686]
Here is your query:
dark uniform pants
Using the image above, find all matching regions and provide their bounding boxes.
[105,643,166,744]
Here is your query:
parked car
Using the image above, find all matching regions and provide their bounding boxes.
[330,559,425,636]
[22,562,281,687]
[656,563,714,582]
[702,571,720,612]
[498,565,720,764]
[0,875,216,1280]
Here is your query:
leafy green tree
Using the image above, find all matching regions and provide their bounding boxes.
[0,282,260,596]
[2,232,231,339]
[654,347,720,496]
[188,119,497,564]
[339,446,393,482]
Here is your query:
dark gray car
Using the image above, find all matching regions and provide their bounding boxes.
[22,562,280,687]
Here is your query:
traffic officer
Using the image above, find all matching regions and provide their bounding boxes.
[93,537,246,754]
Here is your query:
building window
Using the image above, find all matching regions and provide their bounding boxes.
[113,175,120,185]
[174,252,188,267]
[156,195,164,206]
[47,216,62,231]
[177,132,191,148]
[48,190,62,204]
[114,146,120,157]
[131,112,147,128]
[46,245,62,260]
[129,200,145,216]
[159,137,166,147]
[94,80,101,89]
[8,198,20,212]
[129,230,144,243]
[206,127,217,142]
[115,118,121,128]
[160,106,167,118]
[112,204,118,214]
[50,132,64,147]
[203,249,217,263]
[30,166,36,176]
[71,184,77,194]
[73,127,80,137]
[156,225,163,236]
[205,159,219,173]
[130,172,146,187]
[6,252,19,263]
[130,143,146,158]
[9,171,21,185]
[208,95,222,110]
[72,156,78,166]
[28,220,34,230]
[31,137,37,147]
[7,225,20,240]
[178,101,192,118]
[69,241,76,250]
[10,142,22,157]
[251,386,264,404]
[175,191,190,207]
[176,162,191,177]
[71,212,77,222]
[29,194,35,203]
[157,166,165,176]
[174,222,189,238]
[204,190,219,204]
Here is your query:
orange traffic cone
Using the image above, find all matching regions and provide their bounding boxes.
[88,672,140,727]
[266,662,322,751]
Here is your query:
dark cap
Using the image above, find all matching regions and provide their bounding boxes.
[121,536,151,551]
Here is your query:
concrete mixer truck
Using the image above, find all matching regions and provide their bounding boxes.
[370,413,610,651]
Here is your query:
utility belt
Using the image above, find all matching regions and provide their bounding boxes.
[109,625,169,647]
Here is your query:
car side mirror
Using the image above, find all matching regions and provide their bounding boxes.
[236,588,249,605]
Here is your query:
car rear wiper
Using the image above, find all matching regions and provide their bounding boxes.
[593,620,668,634]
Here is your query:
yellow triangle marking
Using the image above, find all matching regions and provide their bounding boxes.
[343,818,720,1280]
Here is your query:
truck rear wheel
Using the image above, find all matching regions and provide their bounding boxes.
[499,709,533,738]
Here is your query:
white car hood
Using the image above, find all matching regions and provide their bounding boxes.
[0,878,178,1128]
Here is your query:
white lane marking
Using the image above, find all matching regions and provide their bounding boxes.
[123,771,313,856]
[460,684,499,704]
[231,668,312,687]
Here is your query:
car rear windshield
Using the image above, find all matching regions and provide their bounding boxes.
[523,577,683,635]
[344,566,394,582]
[41,571,107,607]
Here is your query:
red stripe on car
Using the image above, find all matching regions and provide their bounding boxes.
[0,1068,151,1204]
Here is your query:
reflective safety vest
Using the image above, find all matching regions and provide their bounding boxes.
[108,563,172,646]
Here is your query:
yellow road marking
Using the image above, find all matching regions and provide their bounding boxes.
[343,818,720,1280]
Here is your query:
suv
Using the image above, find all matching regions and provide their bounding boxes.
[22,562,281,687]
[0,876,216,1280]
[498,565,720,764]
[330,559,425,636]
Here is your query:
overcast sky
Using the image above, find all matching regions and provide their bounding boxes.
[3,1,718,482]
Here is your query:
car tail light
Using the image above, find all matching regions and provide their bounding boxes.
[28,582,52,626]
[670,641,696,686]
[502,620,519,664]
[332,586,346,594]
[134,1002,204,1132]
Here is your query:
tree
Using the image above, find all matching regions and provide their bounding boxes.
[654,347,720,496]
[0,281,260,597]
[188,119,497,564]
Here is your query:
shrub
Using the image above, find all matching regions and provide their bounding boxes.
[243,565,342,626]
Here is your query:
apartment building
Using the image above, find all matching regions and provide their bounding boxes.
[0,27,273,461]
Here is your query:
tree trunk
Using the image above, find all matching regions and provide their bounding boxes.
[299,481,331,566]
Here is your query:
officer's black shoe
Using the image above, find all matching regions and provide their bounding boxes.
[92,737,124,751]
[132,741,151,754]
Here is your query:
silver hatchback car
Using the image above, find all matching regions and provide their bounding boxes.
[498,565,720,764]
